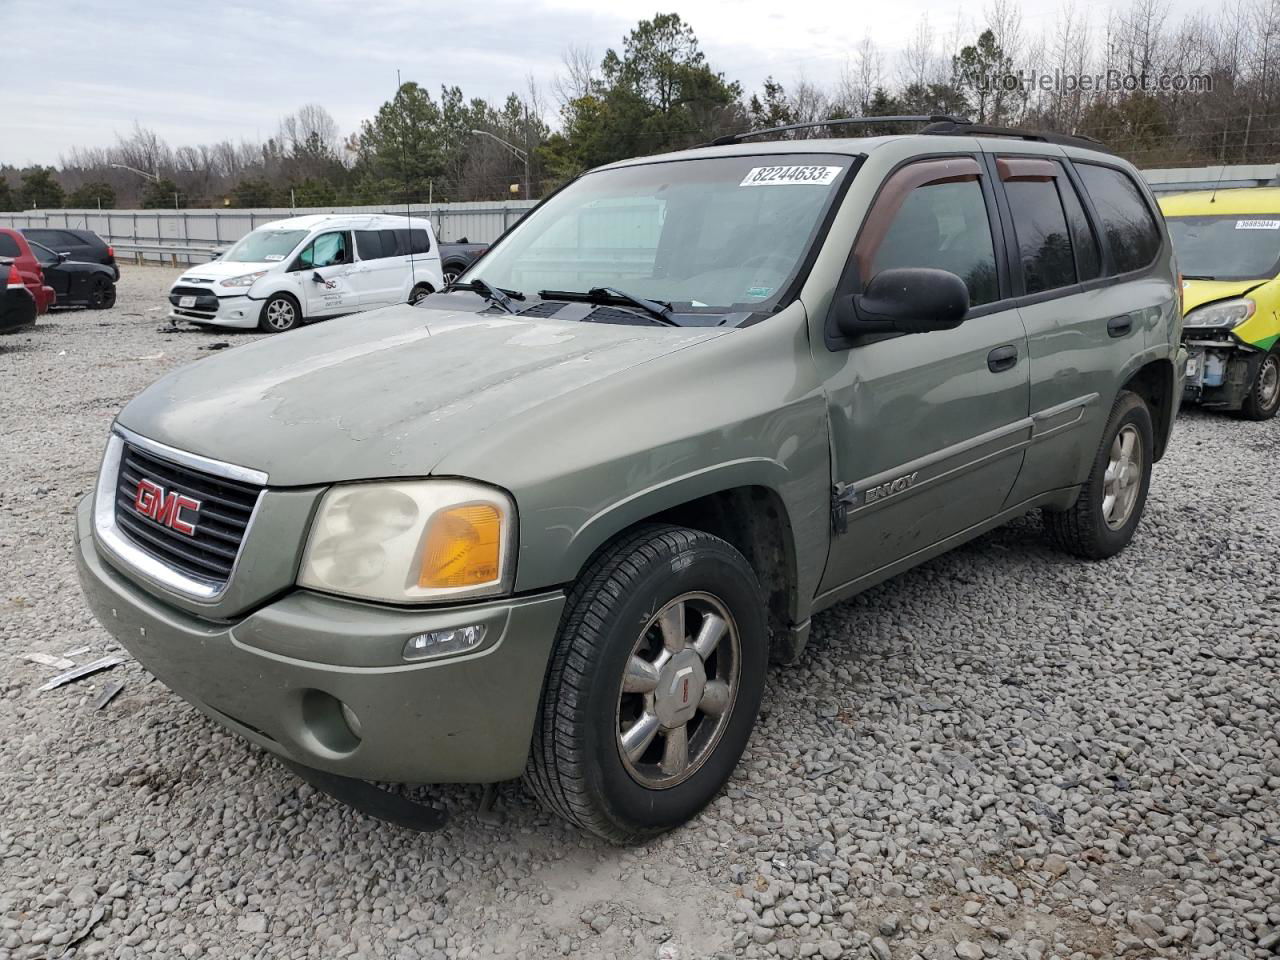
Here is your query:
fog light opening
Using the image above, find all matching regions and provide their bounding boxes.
[403,624,487,661]
[340,701,363,739]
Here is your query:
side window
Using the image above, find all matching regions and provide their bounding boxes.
[1000,161,1076,295]
[355,230,385,260]
[869,175,999,306]
[1076,163,1161,274]
[55,230,84,247]
[409,229,431,254]
[309,232,350,268]
[0,233,20,257]
[23,230,55,246]
[31,242,59,266]
[381,229,410,257]
[1059,176,1101,282]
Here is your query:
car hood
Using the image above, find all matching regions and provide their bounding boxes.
[115,303,729,486]
[175,259,279,283]
[1182,277,1267,314]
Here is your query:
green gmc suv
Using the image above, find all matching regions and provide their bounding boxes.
[75,119,1185,842]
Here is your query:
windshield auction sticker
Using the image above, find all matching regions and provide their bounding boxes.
[739,165,843,186]
[1236,219,1280,230]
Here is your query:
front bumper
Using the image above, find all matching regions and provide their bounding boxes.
[1182,333,1263,410]
[168,291,260,328]
[75,497,565,783]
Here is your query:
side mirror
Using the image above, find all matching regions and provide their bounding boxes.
[311,271,325,284]
[57,251,70,263]
[838,267,969,337]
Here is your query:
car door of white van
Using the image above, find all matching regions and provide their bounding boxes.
[350,230,398,308]
[293,231,357,317]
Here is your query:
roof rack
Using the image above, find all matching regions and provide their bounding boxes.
[920,119,1112,153]
[708,115,970,147]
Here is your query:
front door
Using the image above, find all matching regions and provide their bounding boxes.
[816,156,1031,596]
[293,230,356,317]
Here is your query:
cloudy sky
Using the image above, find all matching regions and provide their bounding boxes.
[6,0,1195,166]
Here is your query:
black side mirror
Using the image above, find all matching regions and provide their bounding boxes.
[311,271,325,283]
[837,267,970,337]
[57,251,70,263]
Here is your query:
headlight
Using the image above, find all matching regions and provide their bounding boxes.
[1184,298,1255,329]
[220,271,268,288]
[297,480,516,603]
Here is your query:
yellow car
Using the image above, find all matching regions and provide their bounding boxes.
[1159,188,1280,420]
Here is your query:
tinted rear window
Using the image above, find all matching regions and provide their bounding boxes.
[1006,177,1075,294]
[1076,163,1161,274]
[356,230,386,260]
[0,234,20,257]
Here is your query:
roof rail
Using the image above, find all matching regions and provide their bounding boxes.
[709,115,970,147]
[920,119,1113,154]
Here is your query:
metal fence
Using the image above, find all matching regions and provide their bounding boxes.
[0,201,538,265]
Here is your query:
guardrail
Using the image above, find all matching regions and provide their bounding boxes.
[112,241,224,266]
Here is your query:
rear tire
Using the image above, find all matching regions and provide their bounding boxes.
[1044,390,1153,559]
[88,277,115,310]
[1240,350,1280,421]
[409,283,433,304]
[524,525,768,843]
[442,265,464,287]
[257,293,301,333]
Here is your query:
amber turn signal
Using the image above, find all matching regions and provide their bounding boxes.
[418,504,503,588]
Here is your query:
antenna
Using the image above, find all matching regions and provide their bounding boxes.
[398,69,417,292]
[1209,162,1230,204]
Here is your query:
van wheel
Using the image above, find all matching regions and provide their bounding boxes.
[1044,390,1153,559]
[1240,350,1280,421]
[524,525,768,843]
[409,283,433,304]
[258,294,301,333]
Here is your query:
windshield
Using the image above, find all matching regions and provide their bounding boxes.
[221,228,309,264]
[1166,215,1280,281]
[467,155,853,312]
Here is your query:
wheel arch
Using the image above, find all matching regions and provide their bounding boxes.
[1120,357,1176,461]
[550,470,803,664]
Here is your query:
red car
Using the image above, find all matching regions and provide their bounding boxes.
[0,228,55,313]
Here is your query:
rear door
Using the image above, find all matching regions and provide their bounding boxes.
[996,153,1171,501]
[816,155,1031,594]
[350,229,405,307]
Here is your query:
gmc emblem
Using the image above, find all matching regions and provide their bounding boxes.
[134,479,201,536]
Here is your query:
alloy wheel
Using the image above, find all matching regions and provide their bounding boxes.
[265,299,296,331]
[615,592,740,789]
[1102,424,1143,529]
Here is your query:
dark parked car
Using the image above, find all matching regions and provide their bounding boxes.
[1,259,38,334]
[20,227,118,280]
[30,241,117,309]
[439,238,488,285]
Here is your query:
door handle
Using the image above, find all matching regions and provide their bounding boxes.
[987,344,1018,373]
[1107,314,1133,338]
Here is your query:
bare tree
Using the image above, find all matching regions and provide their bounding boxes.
[552,43,597,107]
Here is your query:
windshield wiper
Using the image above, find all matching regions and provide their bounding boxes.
[1181,274,1217,281]
[539,287,679,326]
[450,277,524,313]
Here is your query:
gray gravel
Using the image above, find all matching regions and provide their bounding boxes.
[1,266,1278,959]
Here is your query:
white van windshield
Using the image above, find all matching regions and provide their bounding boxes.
[222,229,309,264]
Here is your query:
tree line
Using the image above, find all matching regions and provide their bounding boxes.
[4,2,1280,211]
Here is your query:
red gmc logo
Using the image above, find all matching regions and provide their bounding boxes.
[134,479,201,536]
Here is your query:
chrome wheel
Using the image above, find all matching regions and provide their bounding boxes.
[616,592,740,789]
[1102,424,1142,529]
[442,270,461,287]
[265,298,296,331]
[1257,355,1280,409]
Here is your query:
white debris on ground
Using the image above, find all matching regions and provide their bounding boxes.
[0,266,1277,960]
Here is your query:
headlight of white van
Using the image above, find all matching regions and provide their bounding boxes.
[297,480,516,603]
[1184,298,1255,329]
[220,271,268,288]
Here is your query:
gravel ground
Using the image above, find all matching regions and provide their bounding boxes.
[1,266,1277,960]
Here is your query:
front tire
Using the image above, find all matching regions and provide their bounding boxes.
[1044,390,1153,559]
[1240,350,1280,421]
[524,525,768,843]
[258,293,301,333]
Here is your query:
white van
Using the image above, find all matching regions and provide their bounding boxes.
[167,214,444,332]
